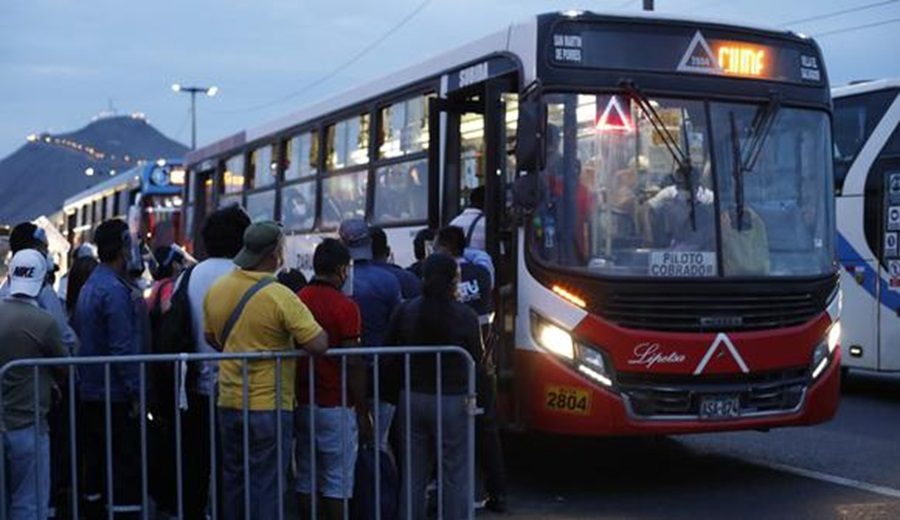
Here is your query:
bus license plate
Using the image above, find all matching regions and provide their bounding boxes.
[699,395,741,420]
[544,385,591,415]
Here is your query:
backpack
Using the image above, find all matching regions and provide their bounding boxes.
[352,445,400,520]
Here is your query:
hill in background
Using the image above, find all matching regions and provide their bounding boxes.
[0,115,188,224]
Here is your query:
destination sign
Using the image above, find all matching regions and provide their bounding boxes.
[549,22,822,85]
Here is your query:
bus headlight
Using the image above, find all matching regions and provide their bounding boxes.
[811,321,841,380]
[530,311,615,387]
[577,345,614,387]
[531,312,574,360]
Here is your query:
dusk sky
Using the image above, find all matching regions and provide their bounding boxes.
[2,0,898,158]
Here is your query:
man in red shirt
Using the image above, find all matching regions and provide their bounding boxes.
[295,238,371,520]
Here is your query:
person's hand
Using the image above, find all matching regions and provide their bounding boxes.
[357,408,374,444]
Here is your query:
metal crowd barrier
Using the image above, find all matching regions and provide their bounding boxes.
[0,346,479,520]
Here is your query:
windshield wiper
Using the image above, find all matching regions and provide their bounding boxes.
[742,93,781,172]
[619,80,697,229]
[728,94,781,231]
[729,112,747,231]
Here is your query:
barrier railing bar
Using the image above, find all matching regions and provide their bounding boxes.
[32,366,40,520]
[68,365,79,520]
[275,356,284,520]
[208,381,218,520]
[241,359,250,520]
[308,356,317,520]
[436,352,443,520]
[104,362,113,520]
[341,355,349,520]
[373,352,382,520]
[175,360,185,519]
[140,362,149,520]
[404,353,412,520]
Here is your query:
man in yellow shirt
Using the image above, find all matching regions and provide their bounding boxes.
[204,220,327,520]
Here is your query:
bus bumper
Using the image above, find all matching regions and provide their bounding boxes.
[512,347,841,436]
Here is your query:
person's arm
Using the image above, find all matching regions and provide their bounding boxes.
[38,285,78,353]
[284,296,328,354]
[203,292,223,351]
[341,303,371,440]
[104,286,141,399]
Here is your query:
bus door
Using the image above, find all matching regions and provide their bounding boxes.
[429,63,519,384]
[876,150,900,370]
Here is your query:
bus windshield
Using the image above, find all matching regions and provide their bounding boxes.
[531,93,833,278]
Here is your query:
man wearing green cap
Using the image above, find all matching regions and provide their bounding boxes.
[204,220,328,520]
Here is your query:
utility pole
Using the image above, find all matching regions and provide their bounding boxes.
[643,0,654,11]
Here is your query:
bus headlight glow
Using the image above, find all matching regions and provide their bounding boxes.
[577,346,613,387]
[828,321,841,354]
[811,322,841,380]
[533,317,574,360]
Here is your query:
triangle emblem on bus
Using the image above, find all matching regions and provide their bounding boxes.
[597,96,633,132]
[693,333,749,375]
[677,31,722,74]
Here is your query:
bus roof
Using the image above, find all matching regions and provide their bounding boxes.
[833,78,900,98]
[187,11,806,166]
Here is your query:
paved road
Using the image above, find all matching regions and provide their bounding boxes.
[485,371,900,519]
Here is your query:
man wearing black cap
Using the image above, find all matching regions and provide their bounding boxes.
[0,222,77,354]
[204,221,327,520]
[338,218,402,451]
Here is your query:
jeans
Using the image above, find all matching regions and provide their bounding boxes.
[218,408,293,520]
[398,391,470,520]
[294,405,358,499]
[4,425,50,520]
[370,400,395,452]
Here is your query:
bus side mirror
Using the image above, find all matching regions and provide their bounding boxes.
[515,97,546,174]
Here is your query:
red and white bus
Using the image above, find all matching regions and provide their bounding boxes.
[183,11,840,435]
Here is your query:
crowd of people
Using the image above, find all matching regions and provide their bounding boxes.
[0,186,506,520]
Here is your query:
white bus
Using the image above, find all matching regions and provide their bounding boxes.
[185,11,840,435]
[834,79,900,373]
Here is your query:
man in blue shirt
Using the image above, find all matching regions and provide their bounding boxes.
[73,218,148,519]
[339,219,401,450]
[370,226,421,299]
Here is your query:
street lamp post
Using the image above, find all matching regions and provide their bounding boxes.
[171,84,219,150]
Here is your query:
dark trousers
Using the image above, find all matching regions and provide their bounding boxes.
[49,386,73,516]
[181,391,215,520]
[81,401,141,519]
[476,372,507,499]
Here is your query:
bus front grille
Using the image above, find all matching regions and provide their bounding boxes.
[617,368,808,420]
[597,292,822,332]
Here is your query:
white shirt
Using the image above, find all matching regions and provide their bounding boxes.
[177,257,236,395]
[450,208,486,250]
